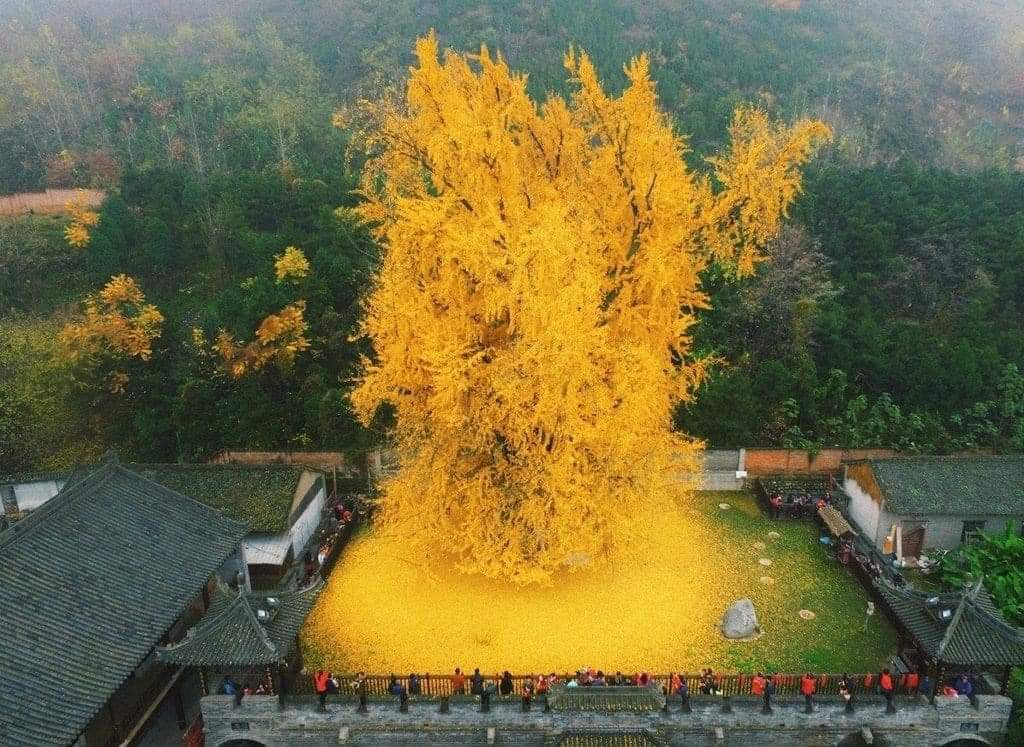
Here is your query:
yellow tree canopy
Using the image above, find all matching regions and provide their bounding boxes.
[61,274,164,392]
[352,33,830,585]
[213,301,311,378]
[274,245,311,283]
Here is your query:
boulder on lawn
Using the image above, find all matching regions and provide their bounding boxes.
[720,598,760,639]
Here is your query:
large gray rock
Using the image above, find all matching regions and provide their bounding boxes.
[720,598,760,639]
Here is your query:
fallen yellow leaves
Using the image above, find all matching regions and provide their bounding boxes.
[303,491,897,674]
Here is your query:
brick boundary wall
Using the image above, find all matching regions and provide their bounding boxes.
[743,449,898,475]
[211,450,351,471]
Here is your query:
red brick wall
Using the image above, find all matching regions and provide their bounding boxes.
[210,450,348,469]
[743,448,897,475]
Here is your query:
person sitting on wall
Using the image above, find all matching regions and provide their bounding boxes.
[769,493,783,519]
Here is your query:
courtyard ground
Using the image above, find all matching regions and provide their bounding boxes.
[302,490,897,674]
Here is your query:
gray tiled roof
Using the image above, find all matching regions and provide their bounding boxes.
[157,577,322,667]
[858,455,1024,515]
[874,579,1024,666]
[0,471,69,486]
[0,459,248,747]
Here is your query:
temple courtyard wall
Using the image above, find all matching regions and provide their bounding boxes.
[202,693,1012,746]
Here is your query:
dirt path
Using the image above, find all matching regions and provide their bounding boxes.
[0,189,105,216]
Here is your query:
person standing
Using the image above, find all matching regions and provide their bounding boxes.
[452,667,466,695]
[470,668,484,696]
[954,673,973,697]
[356,671,368,711]
[500,671,514,696]
[536,674,550,696]
[751,672,766,699]
[762,675,775,712]
[314,669,330,711]
[801,672,816,711]
[880,668,895,710]
[409,673,421,697]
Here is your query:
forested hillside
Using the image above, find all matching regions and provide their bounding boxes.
[1,0,1023,470]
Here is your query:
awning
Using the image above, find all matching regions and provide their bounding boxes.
[818,505,854,537]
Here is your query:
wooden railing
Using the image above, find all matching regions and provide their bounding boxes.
[283,672,920,700]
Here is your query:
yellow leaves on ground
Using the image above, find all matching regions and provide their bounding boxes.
[63,189,101,249]
[213,301,311,378]
[60,274,164,392]
[349,33,831,585]
[303,491,894,674]
[274,246,311,284]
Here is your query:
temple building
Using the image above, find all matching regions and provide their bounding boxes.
[0,457,248,746]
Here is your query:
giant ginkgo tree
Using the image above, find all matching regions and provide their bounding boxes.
[351,33,830,584]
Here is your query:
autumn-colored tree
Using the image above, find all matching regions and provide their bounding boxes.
[213,301,311,378]
[61,274,164,392]
[351,35,829,584]
[274,245,311,283]
[63,188,101,249]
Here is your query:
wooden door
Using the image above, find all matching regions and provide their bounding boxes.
[902,524,926,558]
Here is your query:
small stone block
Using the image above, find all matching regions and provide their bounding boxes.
[714,726,725,742]
[487,727,496,745]
[338,726,349,743]
[860,726,874,745]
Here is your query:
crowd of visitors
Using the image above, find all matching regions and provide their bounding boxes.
[768,490,833,520]
[303,665,983,711]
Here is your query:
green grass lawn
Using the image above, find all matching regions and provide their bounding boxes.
[693,490,898,673]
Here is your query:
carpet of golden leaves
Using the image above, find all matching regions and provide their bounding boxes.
[302,492,895,673]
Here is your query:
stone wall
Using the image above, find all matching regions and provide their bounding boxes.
[201,693,1013,746]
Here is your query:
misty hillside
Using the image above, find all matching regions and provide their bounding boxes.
[1,0,1023,472]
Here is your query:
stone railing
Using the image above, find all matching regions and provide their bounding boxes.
[283,672,914,700]
[201,692,1014,747]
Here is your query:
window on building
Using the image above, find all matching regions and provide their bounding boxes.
[961,520,986,545]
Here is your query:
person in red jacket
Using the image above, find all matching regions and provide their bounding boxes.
[800,672,817,711]
[751,672,766,698]
[879,668,895,711]
[314,669,331,711]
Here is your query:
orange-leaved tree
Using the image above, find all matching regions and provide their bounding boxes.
[351,33,830,585]
[63,189,101,249]
[213,301,311,378]
[61,274,164,393]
